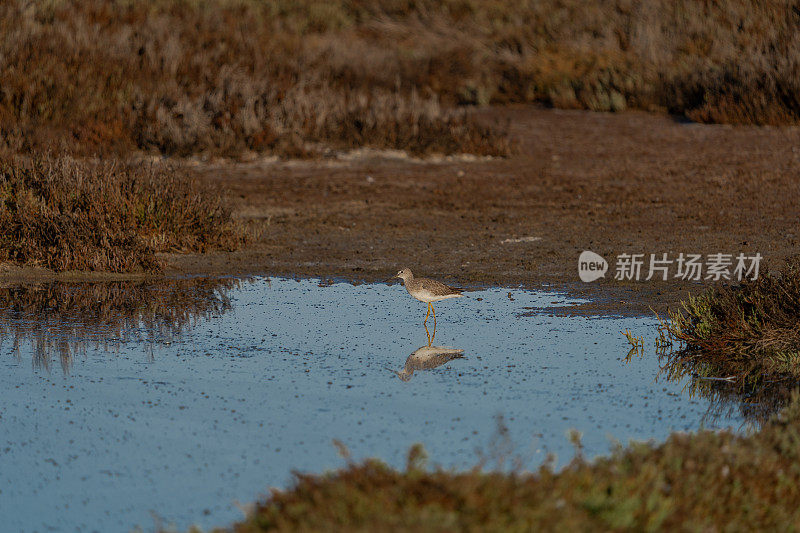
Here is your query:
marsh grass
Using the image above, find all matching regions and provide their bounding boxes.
[3,0,800,159]
[0,278,238,372]
[0,0,512,157]
[218,392,800,532]
[660,259,800,388]
[0,152,244,271]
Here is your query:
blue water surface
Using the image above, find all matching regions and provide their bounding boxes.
[0,277,742,532]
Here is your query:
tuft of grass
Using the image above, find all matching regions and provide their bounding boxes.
[218,391,800,532]
[621,327,645,360]
[0,152,245,272]
[661,259,800,388]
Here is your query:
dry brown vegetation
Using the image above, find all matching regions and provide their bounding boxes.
[0,278,238,372]
[661,259,800,388]
[219,393,800,532]
[0,152,244,271]
[0,0,512,157]
[3,0,800,159]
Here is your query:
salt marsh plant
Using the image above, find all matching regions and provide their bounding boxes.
[0,152,244,271]
[660,259,800,388]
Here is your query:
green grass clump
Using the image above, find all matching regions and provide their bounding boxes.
[217,393,800,532]
[662,259,800,387]
[0,153,244,271]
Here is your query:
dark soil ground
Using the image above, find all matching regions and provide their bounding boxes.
[162,106,800,314]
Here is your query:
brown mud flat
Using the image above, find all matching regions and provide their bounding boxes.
[6,107,799,314]
[168,107,799,313]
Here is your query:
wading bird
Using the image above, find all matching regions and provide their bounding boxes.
[391,268,464,326]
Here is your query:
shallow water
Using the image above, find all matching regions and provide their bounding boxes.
[0,277,745,532]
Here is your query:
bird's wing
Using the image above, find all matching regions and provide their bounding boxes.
[419,278,462,295]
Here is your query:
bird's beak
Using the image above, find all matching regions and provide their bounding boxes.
[384,275,398,282]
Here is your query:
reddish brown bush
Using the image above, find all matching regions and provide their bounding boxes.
[0,153,244,271]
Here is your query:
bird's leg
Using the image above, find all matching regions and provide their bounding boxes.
[431,304,437,328]
[424,302,431,325]
[424,321,432,346]
[431,316,437,344]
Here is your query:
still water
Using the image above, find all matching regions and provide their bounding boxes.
[0,277,744,532]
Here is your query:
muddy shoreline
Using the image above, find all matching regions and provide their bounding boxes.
[4,107,798,314]
[172,107,799,312]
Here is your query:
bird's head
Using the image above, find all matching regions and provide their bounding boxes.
[395,368,413,381]
[384,366,413,382]
[394,268,413,281]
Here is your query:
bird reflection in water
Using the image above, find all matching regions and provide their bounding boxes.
[389,321,465,381]
[390,344,466,382]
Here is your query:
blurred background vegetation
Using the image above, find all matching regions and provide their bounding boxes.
[2,0,799,158]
